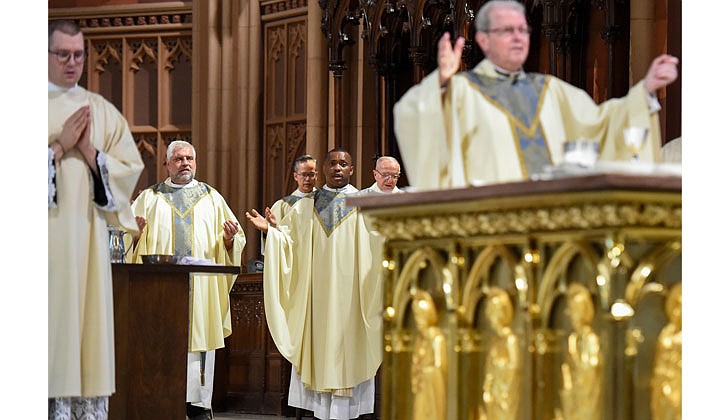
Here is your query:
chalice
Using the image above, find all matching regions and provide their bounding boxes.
[622,127,648,162]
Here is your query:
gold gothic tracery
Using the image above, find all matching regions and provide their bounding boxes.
[372,184,682,420]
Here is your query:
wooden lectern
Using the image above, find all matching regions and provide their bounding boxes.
[110,263,240,420]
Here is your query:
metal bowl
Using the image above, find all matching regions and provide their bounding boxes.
[141,254,179,264]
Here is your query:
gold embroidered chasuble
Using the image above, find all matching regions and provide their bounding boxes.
[48,86,144,398]
[131,179,245,351]
[393,59,662,189]
[263,186,384,392]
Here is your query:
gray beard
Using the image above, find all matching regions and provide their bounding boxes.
[173,172,194,184]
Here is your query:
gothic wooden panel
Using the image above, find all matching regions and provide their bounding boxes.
[222,273,295,416]
[134,133,159,197]
[227,280,267,411]
[90,39,124,112]
[288,21,307,116]
[264,327,294,415]
[263,15,308,209]
[128,38,159,128]
[65,2,192,195]
[162,36,192,129]
[266,24,287,119]
[77,23,191,192]
[263,123,286,208]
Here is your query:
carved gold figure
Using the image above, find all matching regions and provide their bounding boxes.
[479,287,520,420]
[651,283,682,420]
[411,290,447,420]
[558,283,602,420]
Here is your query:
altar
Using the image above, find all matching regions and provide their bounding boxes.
[348,173,682,420]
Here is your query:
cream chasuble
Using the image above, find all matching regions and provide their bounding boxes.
[393,59,663,189]
[131,179,245,351]
[270,188,314,224]
[263,186,384,393]
[262,189,314,254]
[48,86,144,398]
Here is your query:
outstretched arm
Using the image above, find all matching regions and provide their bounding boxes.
[245,208,269,233]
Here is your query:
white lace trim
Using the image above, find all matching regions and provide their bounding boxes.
[48,147,58,208]
[95,152,117,211]
[647,91,662,113]
[48,396,109,420]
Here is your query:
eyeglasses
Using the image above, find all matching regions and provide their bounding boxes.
[48,49,86,63]
[296,172,317,179]
[375,169,401,180]
[485,26,532,36]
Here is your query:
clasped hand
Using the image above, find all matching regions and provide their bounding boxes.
[56,105,90,153]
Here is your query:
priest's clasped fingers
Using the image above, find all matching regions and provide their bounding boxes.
[245,209,268,233]
[75,107,94,152]
[437,32,466,87]
[223,220,240,240]
[644,54,679,94]
[57,105,90,152]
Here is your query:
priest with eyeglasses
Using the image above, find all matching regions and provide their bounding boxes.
[394,0,679,189]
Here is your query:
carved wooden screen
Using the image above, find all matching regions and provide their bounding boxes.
[88,32,192,196]
[262,8,308,209]
[50,5,194,197]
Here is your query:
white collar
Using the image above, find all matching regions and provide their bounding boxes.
[292,187,316,197]
[164,178,199,189]
[323,184,358,194]
[475,59,526,82]
[368,182,401,193]
[493,63,523,78]
[48,81,79,92]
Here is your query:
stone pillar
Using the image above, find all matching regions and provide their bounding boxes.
[629,0,655,85]
[306,2,329,163]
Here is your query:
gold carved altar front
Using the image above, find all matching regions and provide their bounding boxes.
[349,173,682,420]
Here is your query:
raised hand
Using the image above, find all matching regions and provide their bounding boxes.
[132,216,147,245]
[438,32,466,87]
[264,207,277,228]
[245,209,269,233]
[644,54,679,95]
